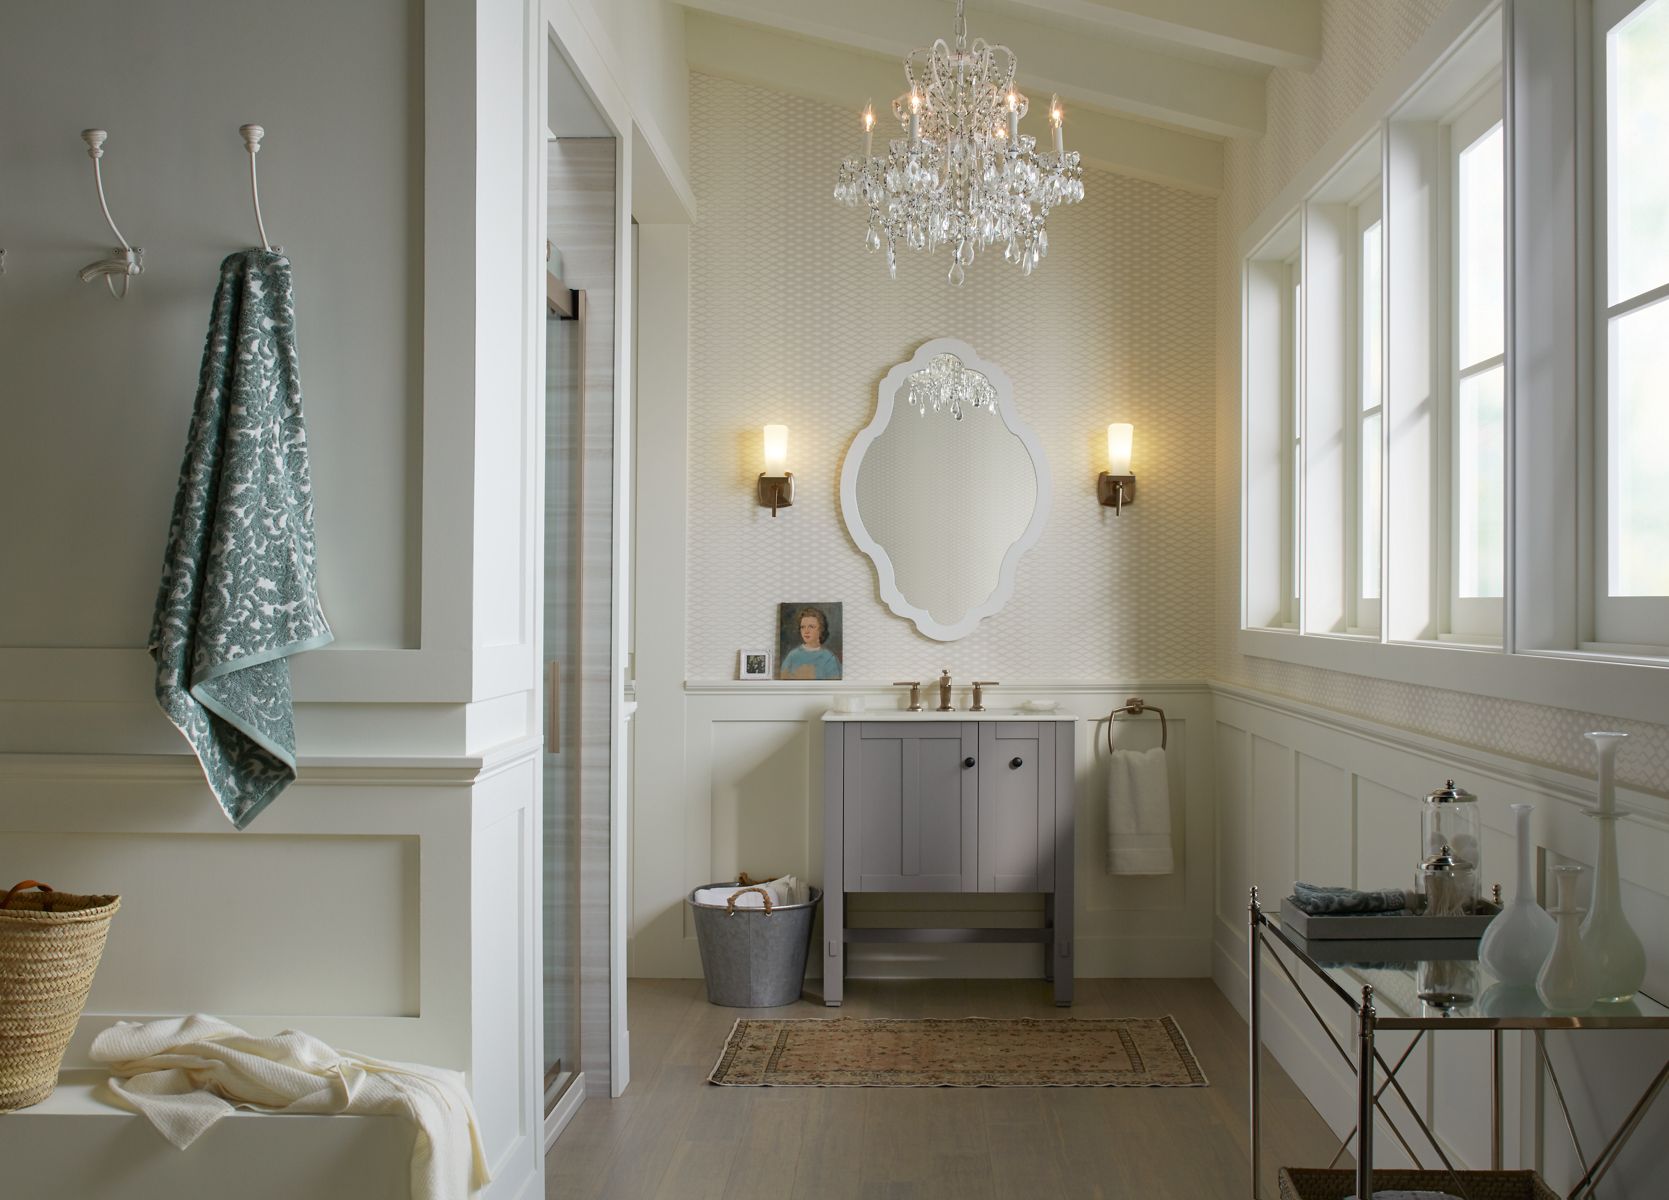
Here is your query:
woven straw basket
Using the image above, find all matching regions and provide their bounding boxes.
[0,880,120,1111]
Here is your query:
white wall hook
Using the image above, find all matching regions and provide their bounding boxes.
[77,128,143,299]
[239,124,278,252]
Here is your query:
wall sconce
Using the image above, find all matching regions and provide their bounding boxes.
[1097,422,1135,515]
[757,424,795,516]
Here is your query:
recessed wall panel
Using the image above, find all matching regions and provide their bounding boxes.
[3,832,418,1017]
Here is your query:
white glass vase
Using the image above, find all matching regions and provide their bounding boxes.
[1478,803,1555,987]
[1580,731,1647,1002]
[1537,864,1597,1013]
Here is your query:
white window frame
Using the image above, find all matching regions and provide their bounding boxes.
[1591,0,1669,650]
[1351,190,1384,634]
[1286,254,1304,628]
[1446,86,1506,642]
[1233,2,1669,728]
[1242,216,1303,633]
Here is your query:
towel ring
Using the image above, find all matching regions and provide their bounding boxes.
[1107,696,1167,752]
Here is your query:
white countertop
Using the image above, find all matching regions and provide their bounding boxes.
[821,709,1078,722]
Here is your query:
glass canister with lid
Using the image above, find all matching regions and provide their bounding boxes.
[1422,779,1481,878]
[1416,844,1479,916]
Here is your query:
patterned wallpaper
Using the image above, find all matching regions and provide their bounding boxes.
[1212,0,1669,796]
[686,73,1218,683]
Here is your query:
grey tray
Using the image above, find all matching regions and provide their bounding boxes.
[1280,895,1499,940]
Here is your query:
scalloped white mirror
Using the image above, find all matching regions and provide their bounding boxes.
[840,339,1051,641]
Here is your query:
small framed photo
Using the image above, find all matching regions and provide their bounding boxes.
[739,650,772,680]
[777,602,843,680]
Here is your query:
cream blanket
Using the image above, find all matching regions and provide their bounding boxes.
[90,1014,490,1200]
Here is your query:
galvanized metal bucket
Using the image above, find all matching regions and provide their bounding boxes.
[689,882,822,1008]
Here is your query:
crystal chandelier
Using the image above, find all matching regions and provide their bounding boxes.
[833,0,1084,284]
[907,353,999,419]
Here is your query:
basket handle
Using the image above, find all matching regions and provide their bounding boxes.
[725,886,773,916]
[2,880,53,910]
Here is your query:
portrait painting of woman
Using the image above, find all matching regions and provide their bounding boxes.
[777,602,843,680]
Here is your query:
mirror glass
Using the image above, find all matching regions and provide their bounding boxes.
[841,339,1050,641]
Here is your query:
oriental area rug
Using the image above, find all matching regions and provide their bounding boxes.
[708,1016,1208,1087]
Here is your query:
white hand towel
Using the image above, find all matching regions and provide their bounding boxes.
[90,1014,491,1200]
[1107,746,1174,875]
[694,876,801,908]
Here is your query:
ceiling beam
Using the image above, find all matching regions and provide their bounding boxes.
[684,13,1221,193]
[981,0,1321,70]
[669,0,1265,138]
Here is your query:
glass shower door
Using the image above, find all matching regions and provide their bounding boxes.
[543,283,583,1114]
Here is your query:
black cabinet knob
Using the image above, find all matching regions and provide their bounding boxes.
[1009,757,1024,769]
[963,757,976,769]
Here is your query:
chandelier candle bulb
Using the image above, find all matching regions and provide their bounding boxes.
[863,104,875,159]
[1051,95,1064,158]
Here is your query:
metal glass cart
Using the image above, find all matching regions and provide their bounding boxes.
[1247,888,1669,1200]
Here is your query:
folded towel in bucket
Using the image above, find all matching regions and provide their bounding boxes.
[694,876,805,908]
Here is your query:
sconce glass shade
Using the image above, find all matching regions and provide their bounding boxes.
[763,424,789,473]
[1106,423,1133,475]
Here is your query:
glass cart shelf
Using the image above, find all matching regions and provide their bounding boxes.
[1248,888,1669,1200]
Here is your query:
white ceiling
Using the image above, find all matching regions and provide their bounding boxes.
[674,0,1323,191]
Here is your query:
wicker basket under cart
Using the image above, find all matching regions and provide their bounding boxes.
[0,881,121,1110]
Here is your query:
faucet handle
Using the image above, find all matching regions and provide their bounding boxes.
[893,681,923,712]
[970,680,1000,712]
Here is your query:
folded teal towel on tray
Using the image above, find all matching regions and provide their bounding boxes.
[149,250,332,829]
[1291,881,1411,915]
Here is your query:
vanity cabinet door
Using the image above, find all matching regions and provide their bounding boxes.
[843,722,978,892]
[976,723,1055,893]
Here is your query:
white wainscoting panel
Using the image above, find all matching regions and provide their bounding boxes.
[1211,684,1669,1198]
[634,683,1215,981]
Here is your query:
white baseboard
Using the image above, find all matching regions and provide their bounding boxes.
[542,1072,586,1153]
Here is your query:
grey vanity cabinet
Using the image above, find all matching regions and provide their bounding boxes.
[842,721,978,892]
[822,716,1075,1008]
[977,722,1055,893]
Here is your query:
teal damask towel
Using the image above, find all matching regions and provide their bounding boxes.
[149,250,332,829]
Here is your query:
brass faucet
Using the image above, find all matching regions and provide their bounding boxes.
[971,681,999,711]
[936,669,955,712]
[893,680,923,711]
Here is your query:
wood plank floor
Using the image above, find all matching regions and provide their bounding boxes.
[547,978,1342,1199]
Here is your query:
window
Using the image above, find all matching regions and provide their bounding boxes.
[1235,4,1669,724]
[1288,257,1303,621]
[1355,200,1383,631]
[1596,0,1669,646]
[1450,93,1505,640]
[1242,217,1303,631]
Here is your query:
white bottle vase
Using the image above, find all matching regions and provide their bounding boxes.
[1580,731,1647,1003]
[1538,865,1597,1012]
[1479,803,1555,986]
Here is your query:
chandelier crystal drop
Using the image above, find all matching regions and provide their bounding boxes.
[833,0,1084,285]
[907,353,1000,420]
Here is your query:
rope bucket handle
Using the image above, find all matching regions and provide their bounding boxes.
[2,881,54,911]
[725,886,773,916]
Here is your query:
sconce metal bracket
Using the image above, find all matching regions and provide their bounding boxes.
[758,472,795,516]
[1097,473,1135,514]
